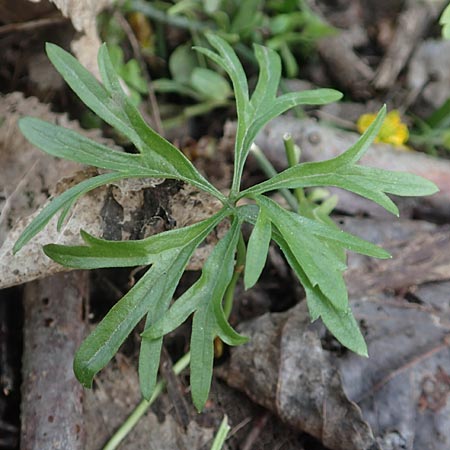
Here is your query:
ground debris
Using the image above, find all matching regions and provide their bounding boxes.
[219,216,450,450]
[0,93,223,289]
[21,271,88,450]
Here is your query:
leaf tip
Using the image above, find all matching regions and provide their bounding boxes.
[357,345,369,358]
[193,397,206,413]
[73,354,94,389]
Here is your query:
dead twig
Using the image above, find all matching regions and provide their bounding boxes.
[114,11,164,136]
[241,411,271,450]
[21,271,88,450]
[0,16,68,37]
[374,0,446,90]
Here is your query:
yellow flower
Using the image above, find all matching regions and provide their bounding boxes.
[357,110,409,147]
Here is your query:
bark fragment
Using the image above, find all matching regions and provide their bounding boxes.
[21,271,88,450]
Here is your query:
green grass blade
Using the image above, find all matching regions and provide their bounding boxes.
[210,415,230,450]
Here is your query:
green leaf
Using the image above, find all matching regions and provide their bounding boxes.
[283,208,390,259]
[122,59,147,94]
[74,248,179,388]
[195,33,249,115]
[142,218,243,338]
[190,301,216,412]
[18,117,145,172]
[276,234,368,356]
[252,88,343,133]
[440,3,450,25]
[250,45,281,114]
[334,106,386,166]
[257,195,349,310]
[244,206,272,289]
[194,34,252,195]
[74,211,220,392]
[241,106,438,215]
[214,297,248,346]
[44,209,228,268]
[13,172,134,253]
[345,165,440,197]
[169,43,198,84]
[138,243,200,399]
[189,219,241,411]
[46,43,138,145]
[195,34,341,195]
[238,203,367,355]
[47,43,221,199]
[153,78,202,100]
[190,67,231,102]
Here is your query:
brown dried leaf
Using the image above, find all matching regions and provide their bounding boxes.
[219,302,379,450]
[340,217,450,296]
[27,0,113,75]
[220,218,450,450]
[0,93,223,289]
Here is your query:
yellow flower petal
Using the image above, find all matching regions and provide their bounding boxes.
[356,109,409,147]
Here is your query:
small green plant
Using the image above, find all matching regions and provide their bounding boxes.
[130,0,333,77]
[409,100,450,155]
[15,34,437,411]
[129,0,335,126]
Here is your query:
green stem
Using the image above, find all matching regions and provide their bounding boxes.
[283,133,306,210]
[223,232,246,319]
[249,144,298,211]
[210,415,231,450]
[129,0,214,32]
[102,352,191,450]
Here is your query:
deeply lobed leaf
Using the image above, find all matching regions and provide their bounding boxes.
[195,34,342,195]
[46,43,222,200]
[15,36,441,411]
[74,212,222,391]
[240,106,438,215]
[44,209,228,269]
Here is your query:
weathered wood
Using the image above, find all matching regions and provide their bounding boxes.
[318,34,374,99]
[374,0,446,90]
[21,271,88,450]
